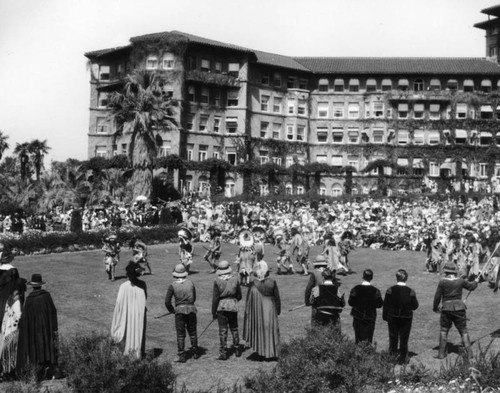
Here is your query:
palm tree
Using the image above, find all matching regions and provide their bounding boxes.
[0,130,9,161]
[14,142,31,182]
[28,139,50,181]
[108,70,177,198]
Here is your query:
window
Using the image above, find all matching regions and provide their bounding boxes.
[162,53,174,69]
[287,99,295,115]
[188,56,196,70]
[318,102,329,118]
[287,77,297,89]
[260,95,270,111]
[349,79,359,92]
[463,79,474,92]
[480,105,493,119]
[99,65,110,81]
[298,99,307,115]
[413,79,424,91]
[429,79,441,90]
[456,103,467,119]
[261,73,270,85]
[366,79,377,92]
[213,116,221,133]
[260,122,269,138]
[414,130,425,145]
[272,157,282,165]
[481,79,492,93]
[381,79,392,91]
[333,79,344,92]
[429,104,441,120]
[286,125,294,140]
[186,113,194,131]
[480,132,492,146]
[159,140,171,157]
[163,83,173,98]
[398,130,409,145]
[187,86,195,102]
[273,96,282,113]
[332,128,343,144]
[296,126,305,141]
[117,63,124,78]
[96,117,108,133]
[397,158,408,175]
[225,117,238,133]
[113,144,119,156]
[373,129,384,143]
[428,130,440,145]
[480,163,488,178]
[214,89,221,106]
[413,158,424,176]
[374,102,384,118]
[273,72,281,87]
[398,79,409,91]
[227,90,238,106]
[333,102,344,118]
[259,150,269,164]
[348,102,360,119]
[98,92,108,108]
[199,115,208,131]
[299,79,308,89]
[429,162,439,177]
[213,150,220,159]
[286,156,293,168]
[200,88,209,104]
[228,63,239,77]
[316,154,327,163]
[214,61,222,73]
[455,129,467,145]
[187,144,193,161]
[348,128,359,144]
[318,78,329,92]
[146,55,158,70]
[413,103,425,119]
[317,127,328,143]
[398,103,408,119]
[447,79,458,90]
[200,59,210,72]
[347,155,359,170]
[121,143,127,155]
[272,123,281,139]
[226,148,237,165]
[95,145,107,158]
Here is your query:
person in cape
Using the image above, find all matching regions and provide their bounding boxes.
[16,274,58,378]
[0,243,26,377]
[212,260,242,360]
[110,262,147,359]
[243,260,280,360]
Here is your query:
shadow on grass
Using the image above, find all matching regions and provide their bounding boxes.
[145,347,163,360]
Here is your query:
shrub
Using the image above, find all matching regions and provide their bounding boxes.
[244,326,394,393]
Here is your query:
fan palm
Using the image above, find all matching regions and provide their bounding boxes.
[108,70,177,198]
[0,130,9,161]
[13,142,32,181]
[28,139,50,181]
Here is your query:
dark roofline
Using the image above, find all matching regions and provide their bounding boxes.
[481,4,500,17]
[84,45,131,60]
[474,19,499,30]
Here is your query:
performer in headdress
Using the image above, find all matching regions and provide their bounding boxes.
[102,234,121,281]
[178,228,194,273]
[462,231,480,279]
[236,229,256,286]
[204,227,221,273]
[129,236,151,275]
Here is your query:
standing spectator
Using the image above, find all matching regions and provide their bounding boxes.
[16,274,58,378]
[212,261,242,360]
[382,269,419,364]
[165,264,199,363]
[348,269,383,344]
[243,260,280,359]
[110,262,147,359]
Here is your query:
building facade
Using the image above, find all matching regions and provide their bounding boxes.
[85,5,500,197]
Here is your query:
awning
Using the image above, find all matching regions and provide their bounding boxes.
[366,79,376,87]
[414,103,424,112]
[334,78,344,86]
[480,131,493,137]
[430,104,440,112]
[398,79,409,86]
[413,158,424,168]
[349,79,359,86]
[397,158,409,166]
[464,79,474,87]
[429,79,441,88]
[381,79,392,86]
[481,79,492,87]
[481,105,493,112]
[398,103,409,111]
[348,131,359,137]
[331,156,343,166]
[455,129,467,138]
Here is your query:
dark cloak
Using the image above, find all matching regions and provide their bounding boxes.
[16,289,58,372]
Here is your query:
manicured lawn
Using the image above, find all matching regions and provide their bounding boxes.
[13,243,500,391]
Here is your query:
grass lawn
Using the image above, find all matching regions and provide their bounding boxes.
[12,243,500,391]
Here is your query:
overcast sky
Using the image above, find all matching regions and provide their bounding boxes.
[0,0,496,164]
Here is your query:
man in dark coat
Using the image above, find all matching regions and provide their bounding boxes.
[348,269,383,344]
[382,269,419,364]
[16,274,58,377]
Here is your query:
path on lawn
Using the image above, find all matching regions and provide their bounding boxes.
[12,243,500,391]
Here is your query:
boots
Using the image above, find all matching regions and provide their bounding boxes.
[435,331,448,359]
[301,264,309,276]
[461,333,473,358]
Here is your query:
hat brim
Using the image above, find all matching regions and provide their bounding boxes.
[313,263,328,268]
[28,281,45,286]
[217,267,232,275]
[173,272,188,278]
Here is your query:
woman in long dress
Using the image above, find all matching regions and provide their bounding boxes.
[243,260,280,359]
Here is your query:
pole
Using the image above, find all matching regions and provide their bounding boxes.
[288,304,306,312]
[154,312,173,319]
[198,319,215,340]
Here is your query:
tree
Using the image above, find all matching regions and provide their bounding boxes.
[28,139,50,181]
[0,130,9,161]
[13,142,31,182]
[108,70,177,199]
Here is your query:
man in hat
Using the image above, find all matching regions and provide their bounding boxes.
[309,267,344,328]
[433,261,478,359]
[165,264,199,363]
[382,269,419,364]
[17,274,58,377]
[304,255,329,324]
[212,261,242,360]
[348,269,383,344]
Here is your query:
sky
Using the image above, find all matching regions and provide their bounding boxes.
[0,0,496,165]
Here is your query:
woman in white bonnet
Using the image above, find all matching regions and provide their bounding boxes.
[243,260,280,359]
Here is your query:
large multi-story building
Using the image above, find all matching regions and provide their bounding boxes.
[85,4,500,197]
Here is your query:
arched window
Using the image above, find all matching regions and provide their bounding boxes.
[481,79,492,93]
[331,183,343,197]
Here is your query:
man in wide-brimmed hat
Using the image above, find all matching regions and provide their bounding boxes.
[17,274,58,377]
[211,261,242,360]
[432,261,478,359]
[165,264,199,363]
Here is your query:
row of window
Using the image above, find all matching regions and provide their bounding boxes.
[260,73,308,89]
[186,86,238,106]
[316,78,499,93]
[259,94,307,115]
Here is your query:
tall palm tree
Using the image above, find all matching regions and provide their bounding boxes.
[14,142,31,182]
[28,139,50,181]
[0,130,9,161]
[108,70,177,198]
